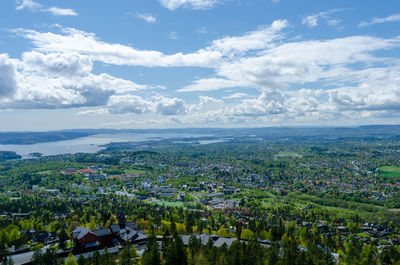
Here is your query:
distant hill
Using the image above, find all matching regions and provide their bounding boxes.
[0,151,22,161]
[0,131,96,145]
[0,125,399,145]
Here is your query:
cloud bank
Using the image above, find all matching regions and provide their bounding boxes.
[5,18,400,127]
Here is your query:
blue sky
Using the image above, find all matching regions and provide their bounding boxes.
[0,0,400,130]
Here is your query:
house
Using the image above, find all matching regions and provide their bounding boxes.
[88,174,106,181]
[92,228,114,247]
[223,187,236,195]
[32,231,58,244]
[180,234,211,246]
[317,224,330,234]
[80,168,95,174]
[72,213,145,252]
[141,181,151,190]
[213,237,237,247]
[158,193,175,198]
[133,232,148,246]
[63,168,78,174]
[72,227,99,249]
[118,228,139,243]
[258,239,272,246]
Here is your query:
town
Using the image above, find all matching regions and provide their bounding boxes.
[0,136,400,264]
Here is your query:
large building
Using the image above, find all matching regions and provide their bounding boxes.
[71,213,147,252]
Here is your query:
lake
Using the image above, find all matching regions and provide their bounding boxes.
[0,132,213,157]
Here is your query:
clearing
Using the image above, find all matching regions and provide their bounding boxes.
[379,166,400,177]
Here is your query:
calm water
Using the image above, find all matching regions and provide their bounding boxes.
[0,132,213,157]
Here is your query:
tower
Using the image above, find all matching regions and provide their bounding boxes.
[117,211,126,229]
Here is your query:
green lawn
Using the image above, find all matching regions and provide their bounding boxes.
[36,170,54,174]
[380,166,400,177]
[152,201,184,207]
[124,169,146,174]
[276,151,302,158]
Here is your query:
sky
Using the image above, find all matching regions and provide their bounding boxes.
[0,0,400,131]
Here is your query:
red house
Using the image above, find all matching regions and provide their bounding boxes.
[80,168,95,174]
[72,227,98,249]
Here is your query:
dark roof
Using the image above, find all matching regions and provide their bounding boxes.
[72,227,92,240]
[117,212,126,221]
[110,224,121,233]
[213,237,237,247]
[133,232,147,242]
[119,228,138,242]
[126,221,138,230]
[33,231,58,243]
[198,234,211,245]
[180,235,191,245]
[259,239,272,244]
[93,228,112,237]
[85,241,99,248]
[211,234,220,240]
[179,234,211,246]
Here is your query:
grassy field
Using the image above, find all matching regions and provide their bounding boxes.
[380,166,400,177]
[36,170,54,174]
[276,151,302,158]
[124,169,146,174]
[151,201,185,207]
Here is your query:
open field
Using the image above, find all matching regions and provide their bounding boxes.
[124,169,146,174]
[380,166,400,177]
[36,170,54,175]
[150,200,185,207]
[276,151,302,158]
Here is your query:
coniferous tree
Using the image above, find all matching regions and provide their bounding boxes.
[31,248,60,265]
[119,242,139,265]
[64,252,78,265]
[77,255,85,265]
[58,228,69,250]
[142,236,161,265]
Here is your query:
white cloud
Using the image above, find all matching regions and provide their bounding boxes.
[0,54,18,98]
[232,89,287,116]
[326,19,341,27]
[359,13,400,27]
[0,51,153,110]
[14,20,287,70]
[197,27,208,34]
[154,95,186,115]
[7,19,400,126]
[45,7,78,16]
[14,27,221,67]
[302,15,318,28]
[81,73,150,93]
[178,77,242,92]
[159,0,220,10]
[22,51,93,77]
[104,94,187,116]
[301,9,345,28]
[210,19,288,55]
[329,67,400,112]
[107,95,152,115]
[16,0,41,11]
[223,93,248,99]
[168,31,179,40]
[187,95,223,112]
[136,13,157,23]
[16,0,78,16]
[182,35,400,92]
